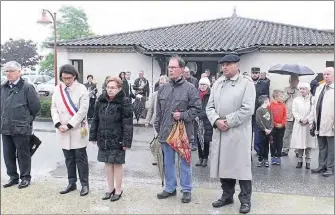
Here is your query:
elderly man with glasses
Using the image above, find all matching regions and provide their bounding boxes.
[1,61,40,189]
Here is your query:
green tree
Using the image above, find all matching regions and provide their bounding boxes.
[1,38,42,71]
[39,6,94,73]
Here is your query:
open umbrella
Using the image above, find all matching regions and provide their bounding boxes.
[268,64,314,76]
[149,136,164,187]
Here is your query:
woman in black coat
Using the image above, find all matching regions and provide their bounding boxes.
[196,77,213,167]
[89,76,133,202]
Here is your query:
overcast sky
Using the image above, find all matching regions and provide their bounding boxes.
[1,1,334,48]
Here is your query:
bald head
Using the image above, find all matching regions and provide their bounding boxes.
[324,67,334,85]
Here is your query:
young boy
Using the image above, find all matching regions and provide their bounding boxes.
[269,90,287,165]
[256,95,273,167]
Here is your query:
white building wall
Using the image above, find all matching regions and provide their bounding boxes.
[239,51,334,94]
[57,50,161,94]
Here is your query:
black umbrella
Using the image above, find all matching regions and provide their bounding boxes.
[268,64,314,76]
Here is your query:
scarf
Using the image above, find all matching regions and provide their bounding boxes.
[199,90,207,101]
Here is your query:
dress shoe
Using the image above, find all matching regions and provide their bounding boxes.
[306,163,311,169]
[181,192,191,203]
[296,162,303,168]
[80,186,89,196]
[212,197,234,208]
[102,189,115,200]
[3,179,19,188]
[239,203,251,214]
[311,167,327,174]
[202,159,208,167]
[152,162,157,165]
[18,180,30,189]
[322,170,334,177]
[110,191,123,202]
[195,158,203,166]
[157,190,176,199]
[60,183,77,194]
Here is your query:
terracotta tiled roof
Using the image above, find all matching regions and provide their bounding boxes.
[56,16,334,52]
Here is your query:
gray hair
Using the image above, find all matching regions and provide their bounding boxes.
[159,75,169,82]
[297,82,311,91]
[3,61,21,71]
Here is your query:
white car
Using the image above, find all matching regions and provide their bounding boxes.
[37,78,55,96]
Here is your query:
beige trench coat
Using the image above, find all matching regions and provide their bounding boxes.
[51,81,90,150]
[311,83,334,137]
[291,95,317,149]
[206,73,256,180]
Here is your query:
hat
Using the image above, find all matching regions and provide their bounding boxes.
[251,67,260,73]
[199,77,211,87]
[218,54,240,64]
[3,61,21,71]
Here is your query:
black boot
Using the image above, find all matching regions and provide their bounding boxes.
[306,163,311,169]
[196,158,203,166]
[202,159,208,167]
[60,183,77,194]
[296,162,303,168]
[240,203,251,214]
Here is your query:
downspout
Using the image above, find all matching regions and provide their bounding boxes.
[151,54,154,93]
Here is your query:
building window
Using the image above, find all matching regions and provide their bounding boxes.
[71,60,83,83]
[326,61,334,68]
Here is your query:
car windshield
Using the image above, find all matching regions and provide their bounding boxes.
[22,76,37,83]
[47,78,55,84]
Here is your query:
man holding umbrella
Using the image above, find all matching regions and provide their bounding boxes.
[154,56,202,203]
[1,61,41,189]
[206,54,256,214]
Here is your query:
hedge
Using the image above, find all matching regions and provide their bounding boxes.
[38,97,52,118]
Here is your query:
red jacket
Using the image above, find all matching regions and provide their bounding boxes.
[270,101,287,127]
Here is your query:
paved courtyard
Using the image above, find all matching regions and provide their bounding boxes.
[1,123,334,214]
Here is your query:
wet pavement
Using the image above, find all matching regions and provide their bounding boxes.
[1,127,334,214]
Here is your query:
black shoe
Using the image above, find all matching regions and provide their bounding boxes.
[157,190,177,199]
[196,158,203,166]
[152,162,157,165]
[110,191,123,202]
[322,170,334,177]
[3,179,19,188]
[281,151,288,156]
[181,192,191,203]
[212,197,234,208]
[296,162,303,168]
[18,180,30,189]
[306,163,311,169]
[311,167,327,174]
[239,203,251,214]
[295,152,299,157]
[102,189,115,200]
[80,186,89,196]
[202,159,208,167]
[60,183,77,194]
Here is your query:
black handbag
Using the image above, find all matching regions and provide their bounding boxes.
[310,121,316,137]
[29,134,42,156]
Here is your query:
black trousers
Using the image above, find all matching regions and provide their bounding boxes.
[87,98,96,119]
[197,136,210,159]
[220,178,252,204]
[270,127,285,157]
[2,134,31,181]
[258,130,270,161]
[62,147,89,187]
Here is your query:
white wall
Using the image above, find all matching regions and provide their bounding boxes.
[239,51,334,94]
[57,50,161,94]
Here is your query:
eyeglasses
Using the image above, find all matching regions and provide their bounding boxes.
[5,70,18,73]
[61,76,74,81]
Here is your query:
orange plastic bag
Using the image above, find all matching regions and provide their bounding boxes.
[166,121,191,164]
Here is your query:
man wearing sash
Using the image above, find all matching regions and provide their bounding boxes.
[51,64,90,196]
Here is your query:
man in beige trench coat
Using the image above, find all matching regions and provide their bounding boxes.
[206,54,256,214]
[51,64,90,196]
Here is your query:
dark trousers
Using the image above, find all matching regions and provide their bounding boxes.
[62,147,89,187]
[2,134,31,181]
[252,116,261,153]
[87,98,96,119]
[220,178,252,204]
[258,130,270,161]
[270,127,285,157]
[197,137,210,159]
[317,136,334,171]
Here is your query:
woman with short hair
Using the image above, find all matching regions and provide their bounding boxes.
[291,82,317,169]
[89,76,133,201]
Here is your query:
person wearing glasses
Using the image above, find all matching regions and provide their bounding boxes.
[51,64,90,196]
[1,61,40,189]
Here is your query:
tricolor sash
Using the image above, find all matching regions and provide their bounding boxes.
[59,84,78,116]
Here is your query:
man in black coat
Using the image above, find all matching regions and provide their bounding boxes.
[0,61,41,189]
[133,70,150,118]
[251,67,270,155]
[84,75,98,120]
